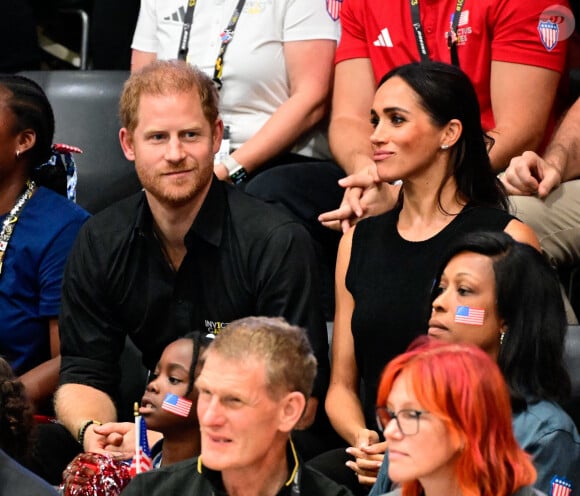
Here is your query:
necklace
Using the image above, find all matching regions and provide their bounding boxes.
[0,180,36,276]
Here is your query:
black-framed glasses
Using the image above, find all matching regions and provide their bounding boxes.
[375,407,429,436]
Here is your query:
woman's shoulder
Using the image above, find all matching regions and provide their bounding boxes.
[450,203,514,233]
[33,186,90,222]
[459,204,539,247]
[513,399,580,443]
[512,486,547,496]
[459,203,514,221]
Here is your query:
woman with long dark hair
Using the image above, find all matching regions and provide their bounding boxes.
[372,231,580,494]
[322,61,538,491]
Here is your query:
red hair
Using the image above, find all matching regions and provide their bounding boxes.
[377,337,535,496]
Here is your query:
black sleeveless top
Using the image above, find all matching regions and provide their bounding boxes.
[346,204,515,425]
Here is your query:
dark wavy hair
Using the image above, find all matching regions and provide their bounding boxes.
[378,61,508,211]
[431,232,571,409]
[0,358,34,463]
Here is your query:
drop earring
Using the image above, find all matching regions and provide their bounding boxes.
[15,150,20,158]
[500,330,506,345]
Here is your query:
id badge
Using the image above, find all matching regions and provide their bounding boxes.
[214,125,231,165]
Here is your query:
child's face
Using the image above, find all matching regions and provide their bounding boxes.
[140,338,198,432]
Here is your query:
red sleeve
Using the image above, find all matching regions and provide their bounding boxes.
[491,0,571,73]
[335,0,370,64]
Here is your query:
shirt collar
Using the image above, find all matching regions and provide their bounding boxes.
[186,176,226,248]
[197,437,301,494]
[131,177,226,248]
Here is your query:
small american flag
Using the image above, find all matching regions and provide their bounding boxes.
[551,476,573,496]
[130,415,152,476]
[454,306,485,326]
[162,393,192,417]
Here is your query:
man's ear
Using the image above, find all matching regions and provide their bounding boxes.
[440,118,462,149]
[277,392,307,433]
[119,128,135,161]
[212,119,224,155]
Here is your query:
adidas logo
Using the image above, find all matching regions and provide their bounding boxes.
[373,28,393,47]
[164,6,186,22]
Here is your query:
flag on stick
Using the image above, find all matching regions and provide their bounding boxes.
[129,403,152,476]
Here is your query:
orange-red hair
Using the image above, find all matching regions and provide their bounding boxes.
[377,337,535,496]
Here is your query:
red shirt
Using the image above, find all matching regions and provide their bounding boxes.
[336,0,570,133]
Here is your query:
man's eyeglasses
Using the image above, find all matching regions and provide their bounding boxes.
[375,407,429,436]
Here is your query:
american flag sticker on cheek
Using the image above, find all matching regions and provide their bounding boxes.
[454,306,485,326]
[162,393,193,417]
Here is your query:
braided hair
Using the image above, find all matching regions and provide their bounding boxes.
[180,331,214,397]
[0,74,54,168]
[0,74,78,199]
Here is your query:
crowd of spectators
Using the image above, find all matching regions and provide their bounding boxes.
[1,1,579,495]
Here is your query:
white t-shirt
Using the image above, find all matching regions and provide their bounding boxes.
[132,0,340,159]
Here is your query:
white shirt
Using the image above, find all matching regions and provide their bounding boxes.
[132,0,340,158]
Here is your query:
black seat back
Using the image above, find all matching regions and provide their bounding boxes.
[19,70,147,421]
[18,70,142,213]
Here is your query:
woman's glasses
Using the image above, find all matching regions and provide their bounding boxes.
[375,407,429,436]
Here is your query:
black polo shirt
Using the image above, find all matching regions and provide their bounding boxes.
[59,178,328,398]
[121,442,354,496]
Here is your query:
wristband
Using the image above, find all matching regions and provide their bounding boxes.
[222,155,248,185]
[77,419,102,448]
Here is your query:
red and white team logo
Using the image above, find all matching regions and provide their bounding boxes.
[538,4,576,51]
[326,0,342,21]
[538,19,559,51]
[551,476,573,496]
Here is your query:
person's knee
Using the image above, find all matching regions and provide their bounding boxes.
[508,195,549,229]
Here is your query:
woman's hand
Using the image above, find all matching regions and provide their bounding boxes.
[318,166,398,232]
[345,430,386,486]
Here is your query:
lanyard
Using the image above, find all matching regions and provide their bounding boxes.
[177,0,197,61]
[409,0,465,67]
[177,0,247,90]
[213,0,246,90]
[0,180,36,277]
